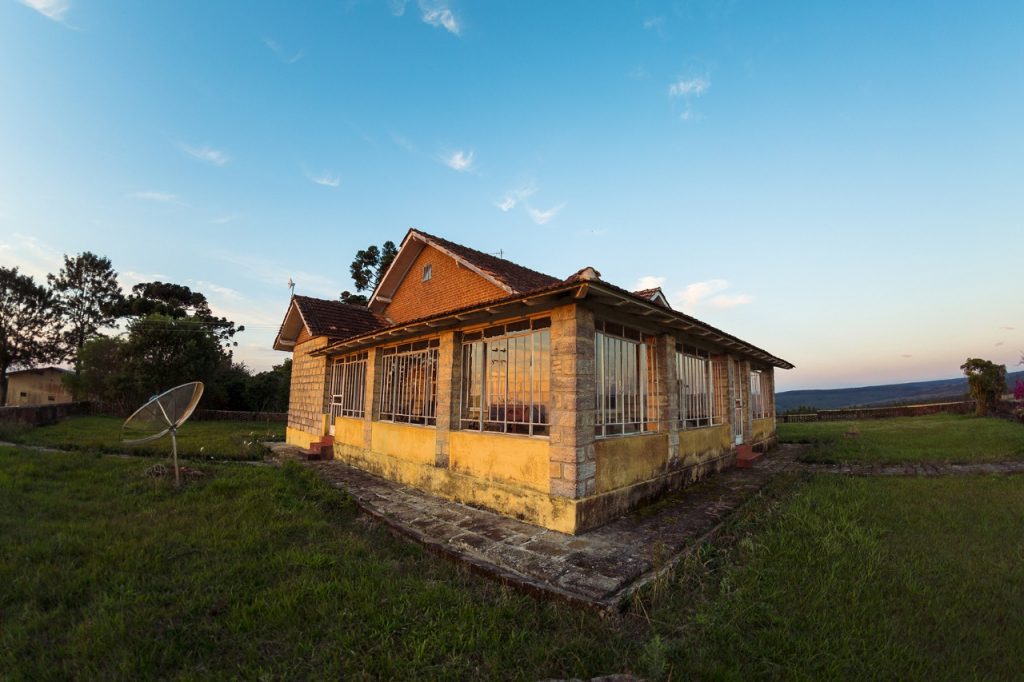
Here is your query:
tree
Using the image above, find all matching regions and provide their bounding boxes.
[48,251,124,373]
[70,336,136,413]
[960,358,1007,416]
[120,281,244,352]
[0,267,60,404]
[348,241,397,295]
[339,291,368,306]
[122,313,227,399]
[245,359,291,412]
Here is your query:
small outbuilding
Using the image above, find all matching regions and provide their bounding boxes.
[273,229,792,533]
[4,367,74,407]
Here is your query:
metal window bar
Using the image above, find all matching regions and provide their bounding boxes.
[750,371,765,420]
[459,324,550,436]
[330,353,367,420]
[677,348,716,429]
[379,344,439,425]
[594,325,658,438]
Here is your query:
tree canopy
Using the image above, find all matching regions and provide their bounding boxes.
[121,281,244,350]
[48,251,124,368]
[960,358,1007,416]
[348,241,397,295]
[0,267,60,404]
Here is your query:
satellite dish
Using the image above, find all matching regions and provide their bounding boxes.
[122,382,204,486]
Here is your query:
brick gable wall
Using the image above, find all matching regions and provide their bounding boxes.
[382,244,508,324]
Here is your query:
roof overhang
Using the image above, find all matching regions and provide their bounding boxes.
[316,280,794,369]
[272,298,308,351]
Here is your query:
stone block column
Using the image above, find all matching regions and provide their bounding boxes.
[360,347,378,448]
[655,333,680,466]
[548,303,597,498]
[434,330,458,468]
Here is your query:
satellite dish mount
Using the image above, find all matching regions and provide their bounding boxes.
[122,382,205,486]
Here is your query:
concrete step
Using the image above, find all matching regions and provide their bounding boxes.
[735,444,762,469]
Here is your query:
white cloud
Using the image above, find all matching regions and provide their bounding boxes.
[0,233,63,280]
[388,0,408,16]
[496,184,536,212]
[392,133,416,152]
[18,0,70,22]
[419,1,460,35]
[527,203,565,225]
[442,149,474,172]
[643,16,664,31]
[128,191,176,202]
[633,275,666,291]
[181,144,229,166]
[629,66,651,80]
[192,280,243,300]
[671,279,751,312]
[262,37,304,64]
[669,76,710,97]
[210,214,240,225]
[309,171,341,187]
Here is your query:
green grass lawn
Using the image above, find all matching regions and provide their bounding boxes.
[3,445,1023,679]
[778,413,1024,464]
[0,416,284,461]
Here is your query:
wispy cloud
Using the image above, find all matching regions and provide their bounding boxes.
[901,353,913,358]
[995,341,1005,347]
[442,149,474,172]
[496,184,536,212]
[527,203,565,225]
[672,279,751,312]
[419,1,460,35]
[308,170,341,187]
[392,133,417,153]
[120,270,169,288]
[18,0,71,23]
[0,233,63,280]
[629,66,651,80]
[262,37,304,64]
[643,16,665,33]
[128,191,176,203]
[210,214,240,225]
[669,76,710,97]
[388,0,408,16]
[192,280,243,300]
[633,276,666,291]
[1000,326,1015,331]
[181,144,229,166]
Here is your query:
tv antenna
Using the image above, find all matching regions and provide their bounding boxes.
[122,382,204,487]
[287,277,296,296]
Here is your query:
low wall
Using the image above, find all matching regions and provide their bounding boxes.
[781,400,975,423]
[0,401,92,426]
[192,409,287,422]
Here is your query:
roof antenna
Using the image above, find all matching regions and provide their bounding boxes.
[287,277,295,297]
[491,249,504,258]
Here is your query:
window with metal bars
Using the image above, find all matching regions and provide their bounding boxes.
[379,339,440,425]
[677,344,719,428]
[329,352,368,420]
[460,317,551,436]
[750,370,767,419]
[594,321,659,437]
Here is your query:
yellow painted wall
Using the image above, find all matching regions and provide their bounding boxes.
[594,433,669,494]
[370,421,437,465]
[336,444,577,533]
[286,426,318,450]
[678,425,732,467]
[751,417,774,444]
[333,416,365,448]
[449,431,550,493]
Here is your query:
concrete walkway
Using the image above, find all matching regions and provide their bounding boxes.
[796,459,1024,477]
[270,443,801,610]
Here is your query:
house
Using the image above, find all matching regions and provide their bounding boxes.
[4,367,74,407]
[273,229,792,534]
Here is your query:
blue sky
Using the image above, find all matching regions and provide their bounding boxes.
[2,0,1022,390]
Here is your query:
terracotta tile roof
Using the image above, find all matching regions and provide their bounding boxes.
[633,288,661,298]
[412,229,560,294]
[633,287,671,308]
[292,295,388,339]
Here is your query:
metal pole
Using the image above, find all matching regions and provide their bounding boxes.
[171,426,180,487]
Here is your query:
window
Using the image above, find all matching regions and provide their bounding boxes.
[677,345,718,428]
[329,352,368,420]
[461,317,551,436]
[47,396,56,402]
[595,321,659,437]
[379,339,439,425]
[422,264,432,281]
[19,392,27,397]
[750,370,769,419]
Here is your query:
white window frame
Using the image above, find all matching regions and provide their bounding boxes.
[329,352,368,420]
[422,264,432,281]
[750,370,768,420]
[379,339,439,426]
[677,345,719,428]
[460,317,551,436]
[594,321,659,438]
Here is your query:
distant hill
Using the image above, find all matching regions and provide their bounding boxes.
[776,370,1024,413]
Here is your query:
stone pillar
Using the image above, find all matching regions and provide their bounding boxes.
[655,333,680,466]
[361,347,378,449]
[434,330,458,468]
[548,303,596,498]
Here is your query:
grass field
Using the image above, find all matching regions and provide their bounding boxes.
[778,413,1024,464]
[3,443,1023,679]
[0,416,284,461]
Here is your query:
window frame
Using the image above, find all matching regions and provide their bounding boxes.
[459,317,551,437]
[676,344,719,429]
[750,369,768,420]
[594,320,660,438]
[378,338,440,426]
[422,263,432,282]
